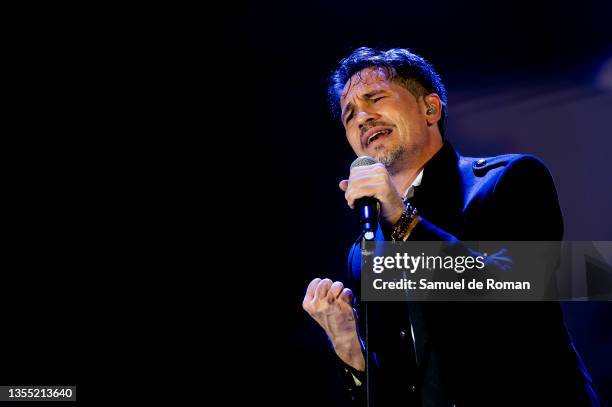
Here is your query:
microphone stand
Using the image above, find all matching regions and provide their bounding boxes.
[355,192,379,407]
[361,233,375,407]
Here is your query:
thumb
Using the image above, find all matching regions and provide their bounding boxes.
[339,179,349,192]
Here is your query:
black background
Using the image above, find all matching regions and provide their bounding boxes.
[2,2,611,405]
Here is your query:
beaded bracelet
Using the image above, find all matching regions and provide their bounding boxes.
[391,202,418,241]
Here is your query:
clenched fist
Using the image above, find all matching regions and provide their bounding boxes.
[303,278,365,371]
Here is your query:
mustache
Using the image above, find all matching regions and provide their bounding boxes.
[360,121,394,137]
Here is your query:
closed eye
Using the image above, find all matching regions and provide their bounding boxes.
[344,111,354,124]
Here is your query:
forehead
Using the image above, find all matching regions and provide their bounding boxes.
[340,67,395,105]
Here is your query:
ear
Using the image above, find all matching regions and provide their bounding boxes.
[422,93,442,126]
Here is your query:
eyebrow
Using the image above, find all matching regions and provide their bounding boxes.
[341,89,387,123]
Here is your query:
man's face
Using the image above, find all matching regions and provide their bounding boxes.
[340,67,431,171]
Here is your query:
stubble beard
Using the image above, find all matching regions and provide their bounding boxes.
[373,143,409,175]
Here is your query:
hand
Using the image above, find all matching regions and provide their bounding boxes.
[303,278,365,371]
[339,163,405,227]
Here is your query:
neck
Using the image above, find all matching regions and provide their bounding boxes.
[390,139,444,194]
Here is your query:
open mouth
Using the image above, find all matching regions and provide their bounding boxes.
[366,129,392,146]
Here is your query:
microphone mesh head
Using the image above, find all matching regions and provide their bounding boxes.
[350,156,379,170]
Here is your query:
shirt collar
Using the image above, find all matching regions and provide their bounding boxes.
[402,169,424,202]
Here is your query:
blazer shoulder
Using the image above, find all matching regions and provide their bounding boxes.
[460,153,547,178]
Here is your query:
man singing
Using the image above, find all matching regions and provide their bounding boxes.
[303,47,599,406]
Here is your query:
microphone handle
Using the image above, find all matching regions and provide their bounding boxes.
[356,197,379,240]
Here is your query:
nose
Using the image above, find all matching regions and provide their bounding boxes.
[356,107,379,130]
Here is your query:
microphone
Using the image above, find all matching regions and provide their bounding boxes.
[350,156,380,241]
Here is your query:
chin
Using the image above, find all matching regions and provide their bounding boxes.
[374,145,406,168]
[372,145,392,160]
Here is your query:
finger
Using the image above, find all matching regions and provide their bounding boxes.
[349,163,379,174]
[345,176,386,202]
[340,288,353,304]
[314,278,333,300]
[326,281,345,302]
[339,179,349,191]
[348,172,386,184]
[305,278,321,301]
[345,189,354,209]
[346,182,386,208]
[372,163,387,173]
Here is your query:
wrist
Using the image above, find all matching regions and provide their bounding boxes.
[391,202,419,241]
[330,331,360,351]
[387,205,404,226]
[331,334,365,371]
[380,204,404,238]
[403,214,420,240]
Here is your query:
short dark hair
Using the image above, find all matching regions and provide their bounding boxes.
[328,47,448,137]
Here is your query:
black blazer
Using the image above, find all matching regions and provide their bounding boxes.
[340,142,599,406]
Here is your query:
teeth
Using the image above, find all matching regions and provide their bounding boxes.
[367,130,388,145]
